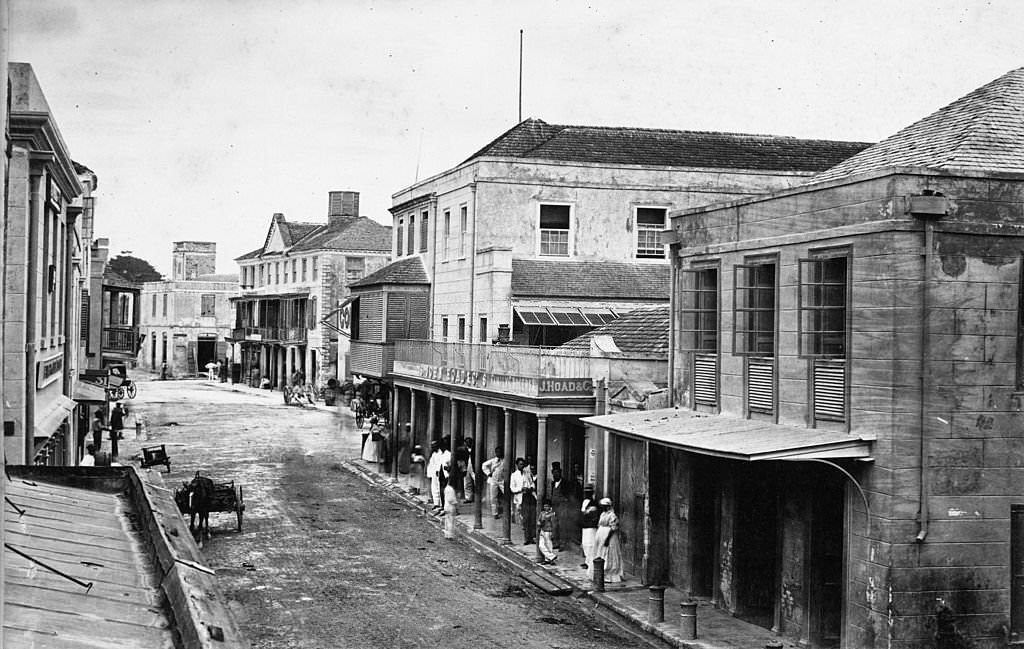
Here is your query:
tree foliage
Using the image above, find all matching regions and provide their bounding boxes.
[106,255,163,283]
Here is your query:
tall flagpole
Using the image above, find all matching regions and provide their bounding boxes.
[518,29,523,123]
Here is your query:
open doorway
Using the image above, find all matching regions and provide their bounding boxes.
[810,481,844,647]
[734,464,778,629]
[197,336,217,373]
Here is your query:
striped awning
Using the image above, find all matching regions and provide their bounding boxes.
[583,408,873,461]
[34,395,77,438]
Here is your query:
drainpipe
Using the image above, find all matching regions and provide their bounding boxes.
[64,207,80,465]
[25,165,45,464]
[910,192,947,544]
[468,183,477,343]
[667,242,677,404]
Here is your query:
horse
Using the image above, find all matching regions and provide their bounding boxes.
[179,471,215,546]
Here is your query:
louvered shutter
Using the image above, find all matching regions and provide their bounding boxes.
[693,354,718,406]
[747,358,774,414]
[813,359,846,421]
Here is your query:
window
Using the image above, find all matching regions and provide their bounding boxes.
[397,217,405,257]
[441,316,449,340]
[407,214,415,256]
[302,258,308,281]
[681,266,719,407]
[458,316,466,341]
[162,293,168,317]
[200,294,216,317]
[799,255,848,357]
[275,262,280,284]
[459,205,468,258]
[152,294,157,317]
[539,204,571,257]
[420,210,429,252]
[312,257,319,281]
[291,259,297,283]
[479,316,487,342]
[443,210,451,260]
[346,257,365,282]
[733,262,776,355]
[259,264,265,286]
[636,207,668,258]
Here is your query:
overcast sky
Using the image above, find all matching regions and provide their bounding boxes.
[9,0,1024,275]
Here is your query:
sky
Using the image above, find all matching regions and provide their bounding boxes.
[9,0,1024,275]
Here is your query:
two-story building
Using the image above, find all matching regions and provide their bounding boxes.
[349,118,871,533]
[232,190,391,389]
[138,242,238,378]
[3,63,85,465]
[586,67,1024,649]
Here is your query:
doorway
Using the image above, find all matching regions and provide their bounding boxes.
[734,464,778,629]
[197,337,217,372]
[811,482,844,647]
[690,458,718,598]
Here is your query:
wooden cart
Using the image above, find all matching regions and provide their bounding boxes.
[174,478,245,532]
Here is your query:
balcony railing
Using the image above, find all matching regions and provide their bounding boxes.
[393,340,595,399]
[102,327,139,355]
[231,326,285,342]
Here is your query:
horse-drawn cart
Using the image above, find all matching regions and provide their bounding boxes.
[174,472,245,539]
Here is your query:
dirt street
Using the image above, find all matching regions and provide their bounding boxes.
[126,379,648,649]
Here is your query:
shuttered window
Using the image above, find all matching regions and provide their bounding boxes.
[386,293,429,340]
[734,262,776,356]
[680,267,719,352]
[799,256,848,357]
[813,359,846,421]
[80,289,90,343]
[693,354,718,406]
[747,358,775,414]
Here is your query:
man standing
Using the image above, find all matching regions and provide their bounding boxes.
[481,447,505,519]
[109,402,127,460]
[454,437,475,503]
[91,410,107,452]
[426,440,447,511]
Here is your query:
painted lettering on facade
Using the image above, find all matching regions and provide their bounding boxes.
[422,365,489,388]
[538,378,593,396]
[36,355,64,389]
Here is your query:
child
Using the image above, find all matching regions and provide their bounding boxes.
[538,498,558,564]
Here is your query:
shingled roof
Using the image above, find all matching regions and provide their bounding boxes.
[560,306,670,355]
[511,259,670,300]
[349,255,429,288]
[290,217,392,253]
[815,67,1024,183]
[466,118,872,172]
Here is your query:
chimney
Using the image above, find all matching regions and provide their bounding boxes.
[328,191,359,227]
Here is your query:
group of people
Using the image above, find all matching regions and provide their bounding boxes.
[81,401,129,466]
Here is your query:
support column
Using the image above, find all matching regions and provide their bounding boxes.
[391,388,400,481]
[285,346,293,382]
[501,408,513,543]
[427,394,437,445]
[409,389,418,452]
[535,414,549,562]
[473,403,484,529]
[450,399,459,441]
[277,346,286,388]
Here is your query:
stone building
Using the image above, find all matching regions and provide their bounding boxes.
[138,242,237,378]
[349,118,871,530]
[586,67,1024,649]
[232,190,391,389]
[3,63,85,465]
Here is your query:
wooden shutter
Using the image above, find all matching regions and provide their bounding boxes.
[747,358,774,414]
[693,353,718,406]
[813,359,846,421]
[80,289,90,342]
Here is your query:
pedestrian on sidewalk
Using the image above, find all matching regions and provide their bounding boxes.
[409,445,426,495]
[589,498,624,584]
[426,440,445,510]
[454,437,475,503]
[482,447,505,518]
[520,463,537,545]
[442,474,458,539]
[580,484,600,569]
[537,498,558,564]
[109,402,127,459]
[362,416,386,465]
[510,458,529,524]
[91,410,107,452]
[79,444,98,467]
[550,466,574,549]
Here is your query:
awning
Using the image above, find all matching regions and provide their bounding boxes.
[34,395,77,438]
[514,304,620,327]
[583,408,873,461]
[73,380,108,404]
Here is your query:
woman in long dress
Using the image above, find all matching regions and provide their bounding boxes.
[442,475,458,539]
[361,416,385,464]
[588,498,624,583]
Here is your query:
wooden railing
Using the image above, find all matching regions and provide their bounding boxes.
[102,327,139,354]
[394,340,593,379]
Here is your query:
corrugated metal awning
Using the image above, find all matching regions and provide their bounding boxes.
[583,408,873,461]
[73,381,108,404]
[34,395,76,438]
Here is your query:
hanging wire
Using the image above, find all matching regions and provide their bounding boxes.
[5,544,94,592]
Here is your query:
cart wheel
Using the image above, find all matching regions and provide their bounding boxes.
[282,386,292,405]
[116,386,126,400]
[236,485,244,532]
[126,383,137,399]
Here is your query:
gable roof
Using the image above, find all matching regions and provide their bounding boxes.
[235,246,263,261]
[289,217,392,253]
[815,67,1024,183]
[511,259,670,300]
[349,255,429,288]
[466,118,872,172]
[560,306,670,355]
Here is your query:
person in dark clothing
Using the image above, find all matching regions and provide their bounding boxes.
[91,410,107,452]
[550,466,577,549]
[109,402,127,459]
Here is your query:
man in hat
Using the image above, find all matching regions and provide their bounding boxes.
[426,440,447,511]
[481,446,506,518]
[579,484,600,569]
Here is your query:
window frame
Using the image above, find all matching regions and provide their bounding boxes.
[200,294,216,317]
[345,256,365,282]
[441,316,449,340]
[679,265,720,352]
[459,205,468,259]
[420,210,429,253]
[537,202,573,258]
[458,316,466,341]
[396,217,405,257]
[443,209,451,260]
[798,251,850,359]
[732,259,778,357]
[635,206,669,259]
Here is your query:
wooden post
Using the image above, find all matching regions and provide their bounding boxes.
[501,408,513,544]
[535,414,548,562]
[474,403,484,530]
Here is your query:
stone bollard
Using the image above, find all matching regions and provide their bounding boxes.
[136,420,145,441]
[592,557,605,592]
[765,641,784,649]
[648,585,666,623]
[680,600,698,639]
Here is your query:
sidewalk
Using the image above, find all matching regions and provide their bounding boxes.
[345,457,788,649]
[202,379,787,649]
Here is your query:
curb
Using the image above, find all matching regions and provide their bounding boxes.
[341,459,677,649]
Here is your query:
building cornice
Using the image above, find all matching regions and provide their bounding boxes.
[11,110,83,199]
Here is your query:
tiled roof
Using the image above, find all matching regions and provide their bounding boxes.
[235,246,263,261]
[350,255,429,287]
[289,217,392,253]
[511,259,670,300]
[195,273,239,282]
[466,118,871,172]
[560,306,670,355]
[281,221,321,247]
[815,67,1024,182]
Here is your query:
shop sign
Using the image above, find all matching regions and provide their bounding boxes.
[37,355,64,389]
[400,362,595,398]
[538,378,594,396]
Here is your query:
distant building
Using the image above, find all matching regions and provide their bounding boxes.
[232,190,391,388]
[587,66,1024,649]
[138,242,238,378]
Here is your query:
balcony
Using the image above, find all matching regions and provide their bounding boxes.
[392,340,596,399]
[102,327,139,356]
[350,340,395,378]
[230,326,284,342]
